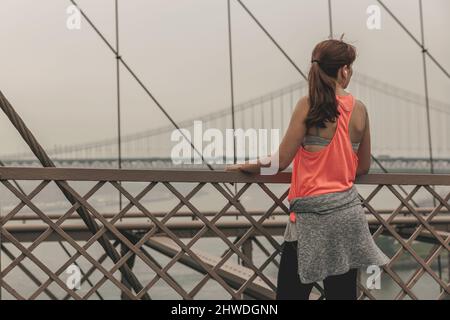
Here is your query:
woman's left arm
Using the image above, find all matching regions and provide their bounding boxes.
[226,97,309,173]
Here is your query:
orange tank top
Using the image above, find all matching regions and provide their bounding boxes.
[288,94,359,201]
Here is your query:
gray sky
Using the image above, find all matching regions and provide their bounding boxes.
[1,0,449,156]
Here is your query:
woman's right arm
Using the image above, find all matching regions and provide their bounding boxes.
[356,103,371,176]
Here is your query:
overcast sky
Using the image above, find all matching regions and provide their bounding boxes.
[0,0,449,156]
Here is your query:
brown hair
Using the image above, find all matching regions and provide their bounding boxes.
[306,39,356,129]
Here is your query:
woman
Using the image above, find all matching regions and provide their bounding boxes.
[226,39,389,300]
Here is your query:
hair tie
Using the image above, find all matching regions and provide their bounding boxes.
[311,59,321,64]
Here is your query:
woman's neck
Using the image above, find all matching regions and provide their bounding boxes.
[335,84,348,97]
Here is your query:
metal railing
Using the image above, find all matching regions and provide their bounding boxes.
[0,167,449,300]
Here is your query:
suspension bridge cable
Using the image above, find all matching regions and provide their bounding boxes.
[0,92,151,299]
[68,0,212,170]
[418,3,442,280]
[327,0,333,39]
[0,159,104,299]
[376,0,450,79]
[227,0,237,165]
[68,0,236,196]
[235,0,307,80]
[419,0,438,212]
[227,0,239,198]
[115,0,123,210]
[418,0,435,174]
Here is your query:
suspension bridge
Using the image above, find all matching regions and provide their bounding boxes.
[0,0,449,301]
[2,71,450,172]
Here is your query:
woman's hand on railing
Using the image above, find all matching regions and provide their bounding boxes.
[225,164,243,172]
[225,162,261,173]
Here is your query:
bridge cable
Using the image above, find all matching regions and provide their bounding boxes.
[419,0,442,280]
[0,160,104,300]
[227,0,239,199]
[0,158,105,300]
[327,0,333,39]
[376,0,450,79]
[115,0,123,211]
[227,0,237,166]
[419,1,439,250]
[68,0,236,197]
[418,0,435,174]
[68,0,212,171]
[0,92,151,299]
[235,0,308,80]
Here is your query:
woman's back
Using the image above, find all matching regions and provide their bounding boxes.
[303,98,367,153]
[288,94,366,200]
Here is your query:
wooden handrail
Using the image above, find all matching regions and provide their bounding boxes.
[0,167,449,185]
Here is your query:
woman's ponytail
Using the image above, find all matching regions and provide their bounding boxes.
[305,39,356,129]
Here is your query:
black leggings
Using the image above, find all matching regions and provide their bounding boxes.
[276,241,358,300]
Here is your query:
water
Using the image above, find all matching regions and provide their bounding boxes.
[1,181,449,300]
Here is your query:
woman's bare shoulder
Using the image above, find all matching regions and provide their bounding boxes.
[351,98,369,131]
[293,96,310,115]
[353,99,368,118]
